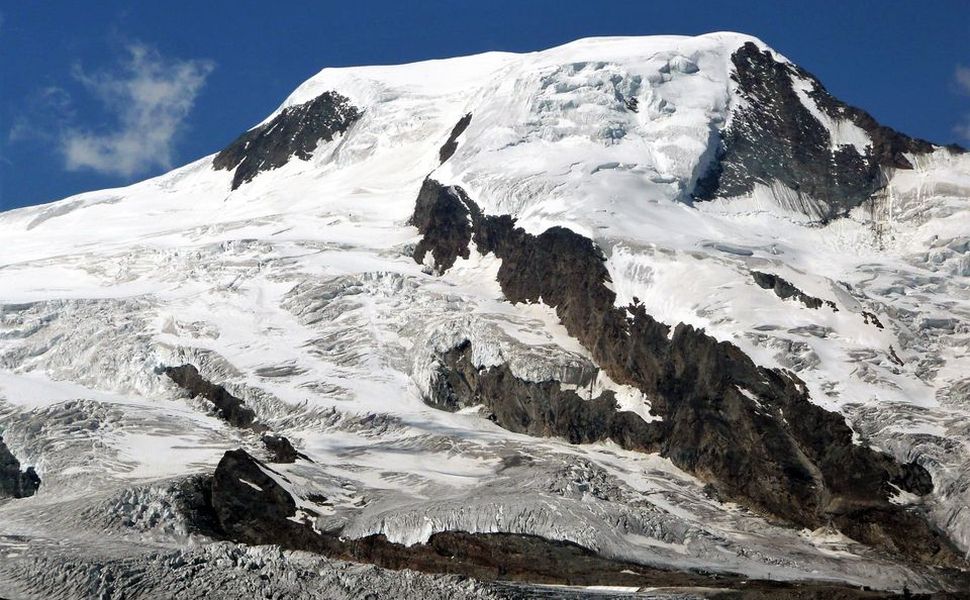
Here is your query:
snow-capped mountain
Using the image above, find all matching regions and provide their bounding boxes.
[1,33,969,598]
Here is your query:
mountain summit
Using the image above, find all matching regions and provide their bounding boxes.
[1,34,969,598]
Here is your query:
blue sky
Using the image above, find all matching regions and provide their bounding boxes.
[1,1,968,211]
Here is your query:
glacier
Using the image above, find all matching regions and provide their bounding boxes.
[1,32,969,598]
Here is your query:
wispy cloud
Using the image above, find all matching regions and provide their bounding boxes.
[8,86,75,143]
[61,43,214,177]
[955,66,970,96]
[955,119,970,144]
[954,66,970,143]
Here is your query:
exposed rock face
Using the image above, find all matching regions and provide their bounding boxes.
[694,42,948,221]
[751,270,836,311]
[413,178,959,566]
[210,449,328,549]
[409,178,477,273]
[213,91,362,190]
[431,341,661,451]
[204,450,930,597]
[438,113,472,163]
[262,434,302,463]
[163,364,266,431]
[0,436,40,499]
[863,310,885,329]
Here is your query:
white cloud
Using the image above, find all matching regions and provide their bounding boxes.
[955,117,970,144]
[956,66,970,96]
[62,43,214,177]
[955,66,970,143]
[8,87,75,143]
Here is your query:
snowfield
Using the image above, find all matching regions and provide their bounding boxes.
[1,32,969,597]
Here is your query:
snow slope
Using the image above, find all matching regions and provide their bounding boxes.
[1,32,969,596]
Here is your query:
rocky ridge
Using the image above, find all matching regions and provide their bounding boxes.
[693,42,958,221]
[412,177,960,568]
[0,437,40,500]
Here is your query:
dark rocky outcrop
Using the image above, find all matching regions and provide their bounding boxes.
[164,365,267,432]
[261,434,305,463]
[431,341,661,452]
[751,270,837,311]
[438,113,472,164]
[213,91,362,190]
[889,346,904,367]
[412,178,961,566]
[863,310,885,329]
[204,449,949,597]
[0,436,40,499]
[210,449,325,548]
[409,177,479,273]
[694,42,955,222]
